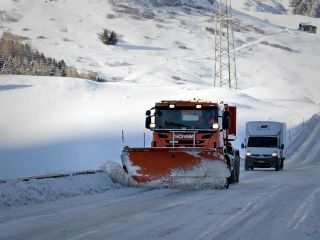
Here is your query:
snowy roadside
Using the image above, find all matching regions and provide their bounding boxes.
[1,114,319,209]
[0,172,119,209]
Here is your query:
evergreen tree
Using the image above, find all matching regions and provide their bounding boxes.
[99,29,118,45]
[2,56,13,74]
[290,0,320,17]
[0,32,96,80]
[0,51,4,71]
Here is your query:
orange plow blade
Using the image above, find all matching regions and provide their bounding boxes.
[121,147,231,188]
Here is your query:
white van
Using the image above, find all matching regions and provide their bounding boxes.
[241,121,286,171]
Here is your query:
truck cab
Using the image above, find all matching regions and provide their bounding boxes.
[242,121,286,171]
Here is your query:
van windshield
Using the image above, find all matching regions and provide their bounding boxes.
[247,137,278,148]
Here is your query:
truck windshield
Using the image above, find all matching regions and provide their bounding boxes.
[155,108,218,130]
[247,137,278,148]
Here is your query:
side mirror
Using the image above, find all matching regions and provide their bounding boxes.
[222,111,230,130]
[280,144,284,150]
[222,118,230,130]
[223,111,231,118]
[145,116,151,129]
[146,110,151,116]
[241,143,245,149]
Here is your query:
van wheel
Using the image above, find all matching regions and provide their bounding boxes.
[245,159,249,171]
[280,158,284,170]
[275,159,280,171]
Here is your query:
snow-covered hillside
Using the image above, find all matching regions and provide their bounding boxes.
[0,0,320,179]
[233,0,289,14]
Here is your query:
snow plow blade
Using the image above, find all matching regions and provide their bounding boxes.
[121,147,231,188]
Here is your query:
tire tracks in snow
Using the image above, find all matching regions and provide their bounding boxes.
[289,187,320,230]
[193,184,288,240]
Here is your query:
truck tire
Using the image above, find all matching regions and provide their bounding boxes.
[229,168,235,184]
[234,156,240,183]
[225,178,230,189]
[226,155,235,184]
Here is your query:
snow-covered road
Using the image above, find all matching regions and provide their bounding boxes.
[1,115,319,240]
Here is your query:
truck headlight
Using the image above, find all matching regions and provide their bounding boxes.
[212,123,219,130]
[272,152,277,157]
[246,151,252,156]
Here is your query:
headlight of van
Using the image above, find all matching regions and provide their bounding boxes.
[272,152,278,157]
[246,151,252,156]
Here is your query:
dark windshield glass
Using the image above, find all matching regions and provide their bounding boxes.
[155,109,218,130]
[247,137,278,148]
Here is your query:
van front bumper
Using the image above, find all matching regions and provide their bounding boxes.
[246,156,279,168]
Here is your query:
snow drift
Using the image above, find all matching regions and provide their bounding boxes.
[0,172,118,208]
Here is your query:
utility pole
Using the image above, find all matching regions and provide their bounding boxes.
[214,0,237,89]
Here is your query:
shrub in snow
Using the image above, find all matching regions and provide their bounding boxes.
[99,29,118,45]
[260,41,294,52]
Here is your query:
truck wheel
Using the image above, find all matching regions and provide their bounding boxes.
[226,156,235,184]
[229,169,235,184]
[225,178,230,189]
[275,159,280,171]
[234,156,240,183]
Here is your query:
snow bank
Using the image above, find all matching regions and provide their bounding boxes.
[102,160,139,187]
[0,172,119,208]
[286,114,320,165]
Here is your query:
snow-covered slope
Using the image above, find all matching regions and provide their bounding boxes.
[0,0,319,179]
[233,0,289,14]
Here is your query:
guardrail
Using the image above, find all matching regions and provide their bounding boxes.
[0,170,102,184]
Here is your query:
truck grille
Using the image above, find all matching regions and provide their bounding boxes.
[165,140,205,147]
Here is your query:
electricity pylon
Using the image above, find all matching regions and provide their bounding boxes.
[214,0,237,89]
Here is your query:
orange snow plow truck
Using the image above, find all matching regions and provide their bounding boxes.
[121,100,240,188]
